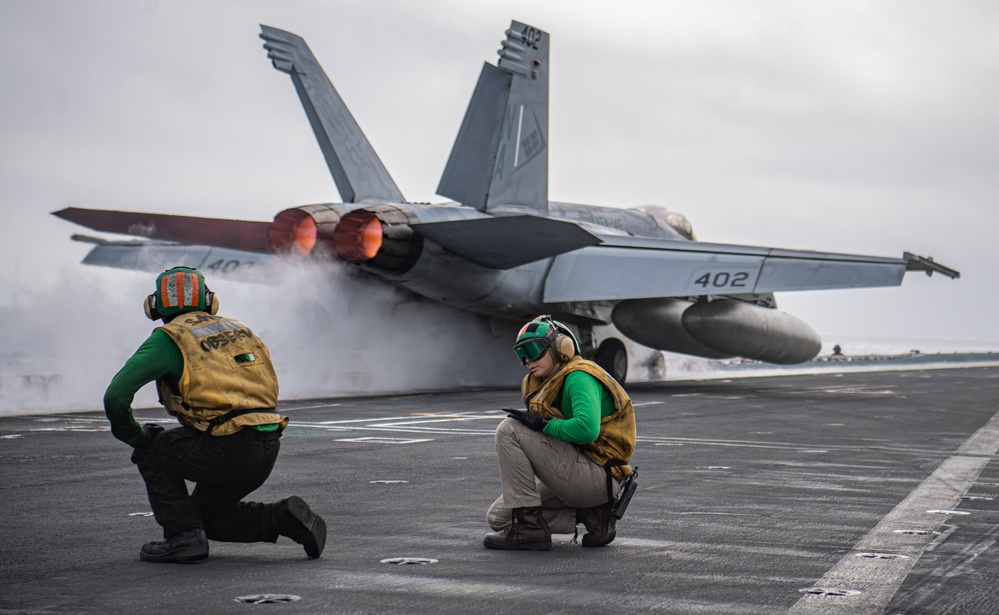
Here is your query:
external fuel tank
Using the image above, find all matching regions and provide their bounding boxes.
[612,298,821,364]
[612,298,732,359]
[681,300,821,364]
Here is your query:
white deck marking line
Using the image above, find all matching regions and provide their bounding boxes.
[788,407,999,614]
[334,437,433,444]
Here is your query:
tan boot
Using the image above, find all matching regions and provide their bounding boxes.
[483,507,551,551]
[576,501,616,547]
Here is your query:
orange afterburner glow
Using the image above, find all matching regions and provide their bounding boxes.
[291,216,317,255]
[269,208,328,256]
[333,211,383,262]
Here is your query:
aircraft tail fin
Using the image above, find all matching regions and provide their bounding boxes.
[259,25,405,204]
[437,21,549,215]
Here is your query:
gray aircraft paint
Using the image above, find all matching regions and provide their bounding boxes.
[53,20,959,380]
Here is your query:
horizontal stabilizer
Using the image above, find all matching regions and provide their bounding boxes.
[544,236,955,302]
[904,252,961,279]
[78,240,276,280]
[410,215,600,269]
[53,208,272,254]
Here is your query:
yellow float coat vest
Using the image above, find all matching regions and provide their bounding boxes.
[521,356,636,481]
[157,312,287,436]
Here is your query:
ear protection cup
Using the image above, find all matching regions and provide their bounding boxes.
[144,294,160,321]
[553,333,577,361]
[536,315,578,362]
[206,291,219,315]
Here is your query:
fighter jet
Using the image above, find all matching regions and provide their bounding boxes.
[54,20,959,383]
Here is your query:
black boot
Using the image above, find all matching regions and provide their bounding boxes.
[139,529,209,563]
[483,507,551,551]
[272,496,327,558]
[576,501,616,547]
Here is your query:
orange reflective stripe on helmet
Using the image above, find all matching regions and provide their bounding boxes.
[161,270,200,309]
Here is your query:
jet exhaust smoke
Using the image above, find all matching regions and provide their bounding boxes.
[224,259,524,399]
[0,261,523,417]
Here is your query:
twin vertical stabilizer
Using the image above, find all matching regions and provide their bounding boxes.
[259,25,405,204]
[437,21,550,215]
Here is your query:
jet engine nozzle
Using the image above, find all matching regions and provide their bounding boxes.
[269,204,345,256]
[332,205,423,273]
[334,210,383,262]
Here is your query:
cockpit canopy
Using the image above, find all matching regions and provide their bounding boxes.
[631,205,696,241]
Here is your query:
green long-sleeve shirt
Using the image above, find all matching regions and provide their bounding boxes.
[541,370,616,444]
[103,329,183,447]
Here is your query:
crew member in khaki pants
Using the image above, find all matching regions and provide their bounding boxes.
[484,316,637,550]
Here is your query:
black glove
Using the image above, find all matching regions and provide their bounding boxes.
[136,423,165,448]
[504,408,549,432]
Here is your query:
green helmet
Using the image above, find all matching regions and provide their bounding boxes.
[513,316,578,365]
[144,266,217,320]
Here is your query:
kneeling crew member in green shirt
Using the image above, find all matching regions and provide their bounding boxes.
[484,316,637,550]
[103,266,326,563]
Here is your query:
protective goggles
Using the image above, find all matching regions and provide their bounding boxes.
[514,338,551,365]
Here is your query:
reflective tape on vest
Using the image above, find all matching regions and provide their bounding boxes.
[189,320,248,339]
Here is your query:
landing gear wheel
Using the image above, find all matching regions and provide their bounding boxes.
[594,338,628,383]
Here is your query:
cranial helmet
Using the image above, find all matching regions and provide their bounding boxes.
[513,315,579,365]
[144,266,219,321]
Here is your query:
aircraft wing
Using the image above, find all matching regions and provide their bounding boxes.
[543,235,959,302]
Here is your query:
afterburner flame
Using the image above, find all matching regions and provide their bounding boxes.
[291,216,317,255]
[270,207,332,256]
[358,218,383,259]
[334,211,383,262]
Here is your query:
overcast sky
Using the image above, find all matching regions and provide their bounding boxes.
[1,0,997,410]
